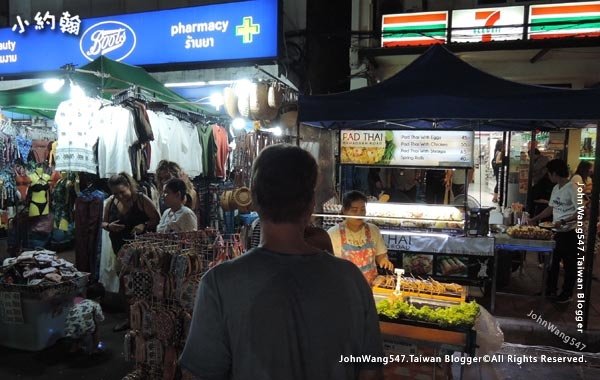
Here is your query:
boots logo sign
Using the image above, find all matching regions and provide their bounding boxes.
[79,21,137,61]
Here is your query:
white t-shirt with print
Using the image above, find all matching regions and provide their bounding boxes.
[327,222,387,257]
[549,181,578,224]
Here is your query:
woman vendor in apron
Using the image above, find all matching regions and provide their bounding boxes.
[327,190,394,284]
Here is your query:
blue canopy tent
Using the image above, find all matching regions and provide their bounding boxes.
[298,45,600,330]
[298,45,600,129]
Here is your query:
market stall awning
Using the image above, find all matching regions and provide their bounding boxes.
[0,56,211,119]
[299,45,600,128]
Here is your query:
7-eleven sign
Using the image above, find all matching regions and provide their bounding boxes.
[451,6,525,43]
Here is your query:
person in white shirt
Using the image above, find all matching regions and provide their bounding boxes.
[529,159,578,304]
[157,178,198,233]
[328,191,394,285]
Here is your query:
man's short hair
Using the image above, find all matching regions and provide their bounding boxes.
[342,190,368,210]
[251,144,318,223]
[546,159,570,178]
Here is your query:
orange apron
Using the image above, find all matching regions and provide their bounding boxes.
[340,223,378,285]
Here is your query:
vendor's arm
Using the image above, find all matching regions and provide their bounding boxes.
[140,194,161,232]
[529,206,553,225]
[371,224,394,270]
[326,225,343,256]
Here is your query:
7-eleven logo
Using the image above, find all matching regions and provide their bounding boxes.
[475,10,501,42]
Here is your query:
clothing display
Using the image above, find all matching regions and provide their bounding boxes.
[54,97,104,174]
[28,169,51,217]
[31,140,51,163]
[74,188,106,280]
[212,124,230,178]
[97,106,138,178]
[198,125,217,178]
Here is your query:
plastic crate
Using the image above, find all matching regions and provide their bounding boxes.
[0,275,88,351]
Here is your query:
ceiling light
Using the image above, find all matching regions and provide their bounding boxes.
[43,78,65,93]
[209,92,224,110]
[70,83,86,99]
[232,118,246,130]
[164,81,207,87]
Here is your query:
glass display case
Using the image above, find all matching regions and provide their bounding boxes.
[366,202,465,235]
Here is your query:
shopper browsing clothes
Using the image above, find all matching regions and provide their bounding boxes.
[155,160,197,212]
[528,159,578,303]
[157,178,198,233]
[180,144,384,380]
[102,172,160,254]
[328,190,394,285]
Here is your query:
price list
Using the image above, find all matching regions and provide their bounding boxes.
[392,131,474,167]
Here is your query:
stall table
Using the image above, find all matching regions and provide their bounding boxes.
[491,233,555,313]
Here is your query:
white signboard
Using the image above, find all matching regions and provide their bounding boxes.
[340,130,474,167]
[451,6,525,43]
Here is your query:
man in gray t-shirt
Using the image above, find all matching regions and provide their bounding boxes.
[179,144,384,380]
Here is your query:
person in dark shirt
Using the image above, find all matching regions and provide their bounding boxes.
[180,144,384,380]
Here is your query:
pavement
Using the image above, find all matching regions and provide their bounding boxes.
[1,241,600,379]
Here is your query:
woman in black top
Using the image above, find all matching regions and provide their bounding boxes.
[102,172,160,254]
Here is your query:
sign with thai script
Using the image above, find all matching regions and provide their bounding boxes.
[340,130,474,167]
[0,0,277,75]
[451,6,525,43]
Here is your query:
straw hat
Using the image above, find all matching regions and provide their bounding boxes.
[262,104,280,121]
[224,87,239,119]
[249,82,269,120]
[268,83,283,108]
[280,108,298,130]
[220,190,236,211]
[233,187,252,208]
[237,87,251,118]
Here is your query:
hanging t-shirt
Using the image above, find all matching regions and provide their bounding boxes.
[54,97,103,174]
[180,120,203,178]
[96,106,137,178]
[212,124,230,178]
[146,110,165,173]
[198,124,216,178]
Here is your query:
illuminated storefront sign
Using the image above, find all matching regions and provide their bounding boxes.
[382,1,600,47]
[381,11,448,47]
[0,0,278,76]
[451,6,525,43]
[528,1,600,40]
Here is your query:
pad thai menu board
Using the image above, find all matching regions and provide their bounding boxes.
[340,130,474,167]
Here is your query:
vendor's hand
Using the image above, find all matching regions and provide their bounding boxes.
[378,258,394,271]
[109,221,125,232]
[132,224,145,234]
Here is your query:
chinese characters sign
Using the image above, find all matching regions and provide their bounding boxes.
[12,11,81,35]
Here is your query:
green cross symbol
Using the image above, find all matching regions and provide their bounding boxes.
[236,16,260,44]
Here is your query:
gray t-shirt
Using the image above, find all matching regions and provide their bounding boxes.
[179,248,384,380]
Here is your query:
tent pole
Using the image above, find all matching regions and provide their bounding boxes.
[526,130,537,215]
[501,131,510,208]
[582,122,600,331]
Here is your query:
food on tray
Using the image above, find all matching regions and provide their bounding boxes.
[506,225,553,240]
[399,277,464,296]
[438,257,467,276]
[403,254,433,275]
[376,298,479,327]
[341,146,385,164]
[372,275,396,289]
[538,222,554,229]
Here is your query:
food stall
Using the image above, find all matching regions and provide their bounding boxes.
[299,44,600,342]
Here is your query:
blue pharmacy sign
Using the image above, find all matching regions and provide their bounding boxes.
[0,0,278,76]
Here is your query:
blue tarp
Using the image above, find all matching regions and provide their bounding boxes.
[298,45,600,129]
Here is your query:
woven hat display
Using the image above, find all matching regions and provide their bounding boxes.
[262,104,280,121]
[237,87,251,118]
[268,83,283,108]
[249,82,269,120]
[220,190,235,211]
[233,187,252,213]
[280,109,298,130]
[223,87,239,118]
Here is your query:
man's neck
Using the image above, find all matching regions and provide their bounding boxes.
[260,220,315,255]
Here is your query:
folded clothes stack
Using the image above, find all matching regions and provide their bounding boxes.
[0,249,85,286]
